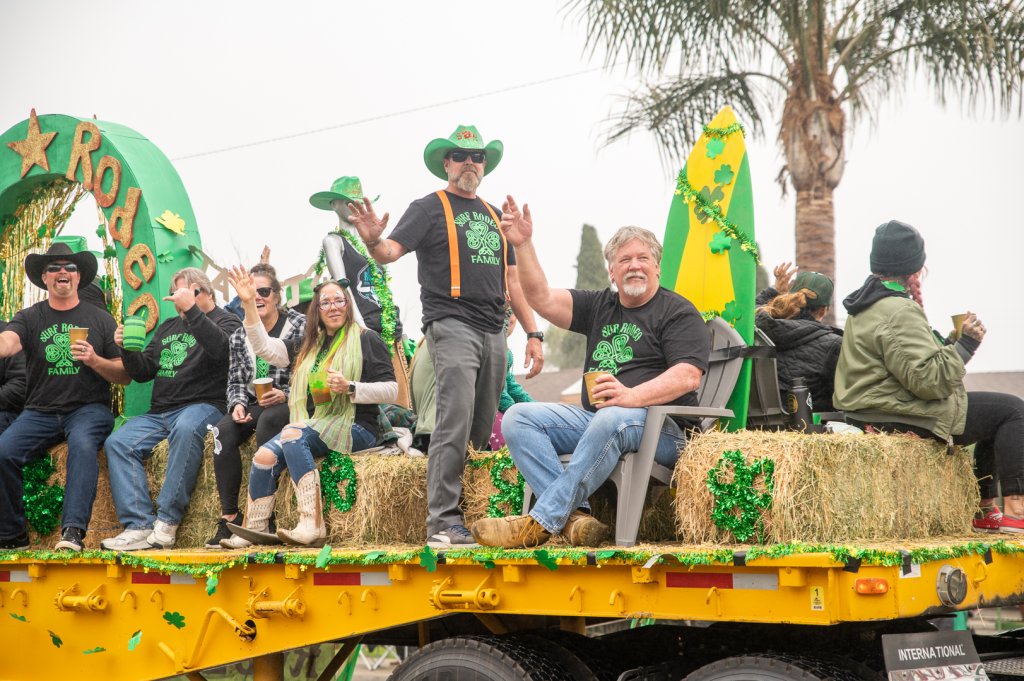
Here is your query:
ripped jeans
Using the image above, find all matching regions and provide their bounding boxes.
[248,423,375,499]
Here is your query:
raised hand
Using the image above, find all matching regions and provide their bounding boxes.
[163,286,197,314]
[227,265,256,305]
[500,195,533,247]
[346,197,390,245]
[773,262,796,293]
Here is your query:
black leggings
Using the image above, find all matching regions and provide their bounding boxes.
[211,402,291,516]
[856,391,1024,498]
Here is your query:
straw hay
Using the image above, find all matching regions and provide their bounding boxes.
[674,430,979,544]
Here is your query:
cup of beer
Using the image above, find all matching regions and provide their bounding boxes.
[122,316,147,352]
[69,327,89,345]
[583,370,612,405]
[309,371,332,405]
[951,313,967,341]
[253,378,273,400]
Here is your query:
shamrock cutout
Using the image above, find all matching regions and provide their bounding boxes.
[709,232,733,254]
[591,334,634,374]
[103,245,117,259]
[694,185,725,224]
[534,550,558,571]
[205,573,219,596]
[418,545,438,572]
[163,611,186,629]
[487,455,524,518]
[83,647,106,655]
[45,333,74,369]
[473,556,496,570]
[48,630,63,648]
[365,550,386,562]
[596,550,617,561]
[156,250,175,263]
[466,220,500,256]
[721,300,742,325]
[315,544,333,569]
[705,450,775,543]
[706,138,726,159]
[714,164,735,185]
[10,613,27,622]
[128,630,142,651]
[95,224,107,238]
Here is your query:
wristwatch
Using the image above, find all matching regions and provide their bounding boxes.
[347,382,356,397]
[526,331,544,342]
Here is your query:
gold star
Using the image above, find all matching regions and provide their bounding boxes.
[7,108,57,179]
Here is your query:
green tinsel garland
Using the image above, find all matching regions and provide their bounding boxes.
[22,455,63,536]
[702,122,746,139]
[320,450,357,513]
[674,170,760,263]
[706,449,775,543]
[467,450,525,518]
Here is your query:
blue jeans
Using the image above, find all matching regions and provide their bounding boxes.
[0,404,114,540]
[249,423,375,499]
[104,404,222,528]
[502,403,686,534]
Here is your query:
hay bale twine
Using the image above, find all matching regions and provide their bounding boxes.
[674,430,979,544]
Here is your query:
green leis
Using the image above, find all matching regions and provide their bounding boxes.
[702,122,746,139]
[674,169,760,263]
[320,451,357,513]
[706,449,775,543]
[23,455,63,536]
[468,451,525,518]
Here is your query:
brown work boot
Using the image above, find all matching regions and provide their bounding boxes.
[562,511,610,547]
[471,515,551,548]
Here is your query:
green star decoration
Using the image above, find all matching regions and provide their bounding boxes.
[315,544,333,569]
[706,450,775,543]
[128,630,142,651]
[83,647,106,655]
[205,573,218,596]
[48,630,63,648]
[163,611,186,629]
[706,138,726,159]
[709,231,733,254]
[534,549,558,571]
[714,164,735,185]
[418,546,438,573]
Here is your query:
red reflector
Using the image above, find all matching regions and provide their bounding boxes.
[313,573,361,586]
[132,572,171,585]
[666,572,733,589]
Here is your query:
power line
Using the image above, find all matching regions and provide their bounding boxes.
[171,63,616,162]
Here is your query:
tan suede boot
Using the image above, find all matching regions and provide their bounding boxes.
[223,495,280,548]
[277,470,327,546]
[561,511,610,547]
[470,515,551,548]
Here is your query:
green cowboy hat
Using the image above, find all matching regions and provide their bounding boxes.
[423,124,503,181]
[309,176,379,211]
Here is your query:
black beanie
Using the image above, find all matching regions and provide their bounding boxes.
[870,220,926,276]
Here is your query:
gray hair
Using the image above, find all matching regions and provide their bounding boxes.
[170,267,213,295]
[603,226,663,265]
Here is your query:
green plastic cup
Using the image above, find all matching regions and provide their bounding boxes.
[309,370,332,405]
[123,316,147,352]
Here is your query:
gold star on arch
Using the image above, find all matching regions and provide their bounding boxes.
[7,108,57,178]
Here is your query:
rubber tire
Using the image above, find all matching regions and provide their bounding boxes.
[507,633,602,681]
[685,653,867,681]
[387,635,586,681]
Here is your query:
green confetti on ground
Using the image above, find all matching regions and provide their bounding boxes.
[534,550,558,571]
[205,573,218,596]
[596,550,617,561]
[83,647,106,654]
[163,611,186,629]
[418,546,438,572]
[9,613,26,622]
[315,544,333,569]
[48,630,62,648]
[128,630,142,651]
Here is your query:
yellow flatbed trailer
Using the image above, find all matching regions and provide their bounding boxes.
[4,539,1024,681]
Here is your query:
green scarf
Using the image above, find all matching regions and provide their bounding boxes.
[288,326,364,453]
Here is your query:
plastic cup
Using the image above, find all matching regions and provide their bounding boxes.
[951,314,967,341]
[253,378,273,400]
[122,316,147,352]
[583,370,612,405]
[68,327,88,345]
[309,371,332,405]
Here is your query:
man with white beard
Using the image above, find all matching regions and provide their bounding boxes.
[471,215,711,549]
[346,125,544,548]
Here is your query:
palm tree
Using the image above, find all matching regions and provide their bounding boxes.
[570,0,1023,302]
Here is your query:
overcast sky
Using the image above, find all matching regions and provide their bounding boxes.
[3,1,1022,373]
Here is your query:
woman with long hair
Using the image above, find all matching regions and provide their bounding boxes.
[221,268,396,547]
[205,265,306,548]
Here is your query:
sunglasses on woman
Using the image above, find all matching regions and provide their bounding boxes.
[447,150,486,164]
[45,263,78,273]
[255,287,277,298]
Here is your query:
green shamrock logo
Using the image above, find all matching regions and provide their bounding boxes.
[45,333,74,368]
[694,185,725,224]
[706,450,775,543]
[466,220,500,256]
[592,334,633,374]
[721,300,742,325]
[159,336,196,372]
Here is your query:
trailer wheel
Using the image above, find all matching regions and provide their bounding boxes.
[685,653,869,681]
[387,634,587,681]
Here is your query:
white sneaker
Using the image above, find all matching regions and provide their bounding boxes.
[147,520,178,549]
[100,528,153,551]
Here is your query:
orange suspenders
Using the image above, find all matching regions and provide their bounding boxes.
[435,190,509,300]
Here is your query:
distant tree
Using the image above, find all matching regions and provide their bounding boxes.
[545,224,608,369]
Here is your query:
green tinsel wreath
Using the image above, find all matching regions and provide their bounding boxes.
[320,451,357,513]
[468,451,525,518]
[23,455,63,536]
[706,449,775,543]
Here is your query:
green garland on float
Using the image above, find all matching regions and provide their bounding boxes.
[706,449,775,543]
[22,455,63,536]
[320,451,357,513]
[674,169,760,263]
[702,121,746,139]
[467,450,525,517]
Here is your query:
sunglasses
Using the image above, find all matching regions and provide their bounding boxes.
[255,287,277,298]
[318,298,348,311]
[45,263,78,274]
[447,150,486,164]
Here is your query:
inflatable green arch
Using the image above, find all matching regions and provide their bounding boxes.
[0,109,204,416]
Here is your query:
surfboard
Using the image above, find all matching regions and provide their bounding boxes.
[661,105,757,430]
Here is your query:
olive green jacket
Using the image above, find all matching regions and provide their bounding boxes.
[833,295,967,440]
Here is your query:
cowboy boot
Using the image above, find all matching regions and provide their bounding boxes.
[222,495,281,548]
[277,470,327,546]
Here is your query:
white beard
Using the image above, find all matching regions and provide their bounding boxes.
[455,170,481,193]
[621,275,647,297]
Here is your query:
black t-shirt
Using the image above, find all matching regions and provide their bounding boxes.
[339,243,403,340]
[389,191,516,333]
[122,305,241,414]
[570,287,710,417]
[6,300,119,414]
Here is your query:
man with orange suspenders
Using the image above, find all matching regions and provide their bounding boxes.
[347,125,544,547]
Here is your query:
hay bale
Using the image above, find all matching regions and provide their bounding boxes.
[674,431,979,544]
[464,449,524,525]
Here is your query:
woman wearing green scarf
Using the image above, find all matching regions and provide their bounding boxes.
[222,267,397,547]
